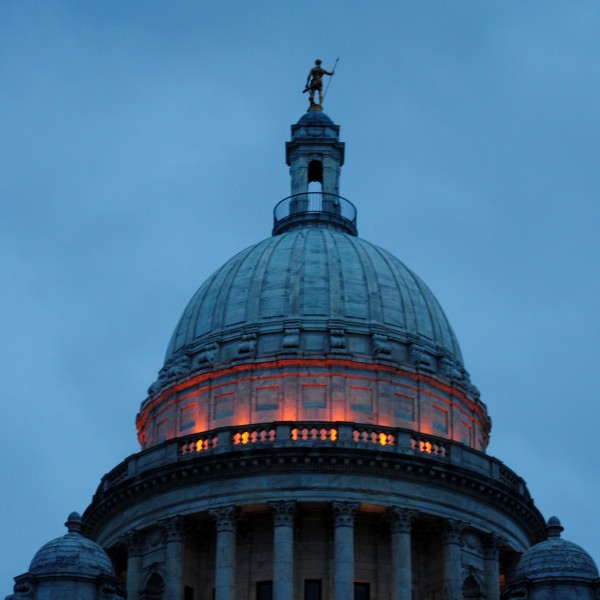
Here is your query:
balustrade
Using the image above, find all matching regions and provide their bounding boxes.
[99,420,527,500]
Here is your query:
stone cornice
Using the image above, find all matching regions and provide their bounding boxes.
[83,430,545,545]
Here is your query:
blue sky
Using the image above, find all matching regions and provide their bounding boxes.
[1,1,599,592]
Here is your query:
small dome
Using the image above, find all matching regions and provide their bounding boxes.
[28,513,115,577]
[296,111,334,126]
[513,517,599,581]
[291,111,339,140]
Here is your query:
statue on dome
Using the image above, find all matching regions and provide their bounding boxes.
[303,58,337,109]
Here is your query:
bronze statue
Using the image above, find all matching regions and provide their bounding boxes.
[303,59,335,107]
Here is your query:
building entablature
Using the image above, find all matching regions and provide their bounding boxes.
[84,421,544,549]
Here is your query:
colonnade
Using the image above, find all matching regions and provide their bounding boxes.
[124,504,501,600]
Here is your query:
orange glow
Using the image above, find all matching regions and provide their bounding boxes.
[138,357,491,452]
[138,358,487,434]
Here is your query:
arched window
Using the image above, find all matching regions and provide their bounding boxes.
[308,160,323,192]
[462,575,483,599]
[142,572,164,600]
[308,159,323,183]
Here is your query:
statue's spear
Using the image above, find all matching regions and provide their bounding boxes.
[322,56,340,103]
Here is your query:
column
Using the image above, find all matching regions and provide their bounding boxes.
[210,506,238,600]
[162,515,185,600]
[483,534,503,600]
[269,501,297,600]
[332,501,359,600]
[441,520,465,600]
[125,530,144,600]
[388,507,417,600]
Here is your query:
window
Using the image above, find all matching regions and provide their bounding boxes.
[305,579,322,600]
[354,582,370,600]
[307,160,323,184]
[256,580,273,600]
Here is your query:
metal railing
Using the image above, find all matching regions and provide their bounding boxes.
[273,192,357,235]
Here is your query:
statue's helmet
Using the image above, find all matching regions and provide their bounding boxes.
[315,59,322,65]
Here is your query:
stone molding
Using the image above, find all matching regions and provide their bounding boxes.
[209,506,238,532]
[442,519,467,545]
[84,444,545,546]
[331,501,360,527]
[124,529,144,556]
[160,515,185,543]
[388,506,418,534]
[269,500,297,527]
[483,532,505,559]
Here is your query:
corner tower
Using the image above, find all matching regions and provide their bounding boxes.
[84,110,545,600]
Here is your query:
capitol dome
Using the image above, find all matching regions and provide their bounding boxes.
[137,110,489,451]
[164,227,463,373]
[83,106,547,600]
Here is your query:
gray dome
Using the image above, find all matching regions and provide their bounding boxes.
[29,513,114,577]
[165,227,463,365]
[513,518,599,582]
[296,111,334,126]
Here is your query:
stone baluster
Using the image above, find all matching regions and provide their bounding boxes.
[483,533,504,600]
[441,519,465,600]
[162,515,185,600]
[210,506,238,600]
[388,507,417,600]
[125,530,144,600]
[332,501,359,600]
[269,501,297,600]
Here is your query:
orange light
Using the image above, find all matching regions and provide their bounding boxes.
[241,431,250,445]
[379,433,387,446]
[330,428,338,441]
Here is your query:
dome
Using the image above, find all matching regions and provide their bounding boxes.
[296,110,334,126]
[164,226,463,369]
[28,513,115,578]
[513,517,599,582]
[139,109,487,452]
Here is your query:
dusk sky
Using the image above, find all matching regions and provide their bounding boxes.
[1,1,599,592]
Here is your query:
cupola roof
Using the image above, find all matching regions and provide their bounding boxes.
[28,513,115,578]
[513,517,599,582]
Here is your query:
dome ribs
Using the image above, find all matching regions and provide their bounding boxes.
[332,232,372,321]
[258,233,294,320]
[301,229,330,317]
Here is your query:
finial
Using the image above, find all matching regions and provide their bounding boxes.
[546,515,564,538]
[302,57,339,111]
[65,511,83,534]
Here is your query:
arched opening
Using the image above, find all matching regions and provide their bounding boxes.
[308,160,323,192]
[142,572,164,600]
[462,575,483,599]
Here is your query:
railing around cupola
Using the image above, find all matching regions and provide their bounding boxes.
[273,192,357,236]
